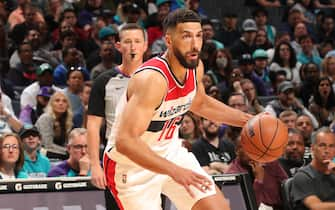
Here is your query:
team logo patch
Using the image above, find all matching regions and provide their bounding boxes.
[122,174,127,184]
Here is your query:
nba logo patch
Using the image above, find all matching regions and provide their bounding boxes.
[122,174,127,184]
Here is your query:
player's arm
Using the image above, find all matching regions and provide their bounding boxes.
[304,195,335,210]
[115,71,211,196]
[86,76,108,189]
[190,61,252,127]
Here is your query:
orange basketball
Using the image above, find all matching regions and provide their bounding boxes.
[240,114,288,163]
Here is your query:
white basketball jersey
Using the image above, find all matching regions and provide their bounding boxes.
[106,57,197,165]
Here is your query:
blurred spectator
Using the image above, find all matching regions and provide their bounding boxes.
[91,41,116,79]
[8,2,44,30]
[316,14,335,44]
[10,4,45,46]
[145,0,171,47]
[80,82,92,127]
[266,31,291,63]
[297,35,322,68]
[223,93,248,144]
[291,22,320,58]
[227,139,288,210]
[51,9,88,44]
[0,16,9,77]
[86,25,121,70]
[35,91,73,160]
[192,118,235,175]
[281,7,305,38]
[290,127,335,210]
[179,111,202,150]
[19,124,50,178]
[10,26,59,69]
[255,28,273,50]
[319,39,335,58]
[279,128,309,177]
[53,47,90,86]
[185,0,207,19]
[252,7,276,44]
[238,53,269,96]
[293,1,317,24]
[245,0,281,7]
[78,0,106,31]
[64,67,85,128]
[206,48,233,92]
[51,30,86,66]
[296,114,314,161]
[299,62,320,106]
[220,67,244,102]
[118,3,144,30]
[199,40,216,71]
[20,86,54,125]
[240,78,264,114]
[230,19,257,59]
[0,133,28,179]
[252,49,271,85]
[202,73,215,93]
[201,19,224,49]
[7,41,38,86]
[20,63,61,109]
[279,110,298,128]
[38,21,54,51]
[265,81,319,128]
[321,55,335,85]
[309,77,335,126]
[216,13,240,48]
[269,41,302,85]
[48,128,90,177]
[0,92,22,134]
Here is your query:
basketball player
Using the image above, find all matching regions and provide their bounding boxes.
[87,24,148,189]
[104,9,251,210]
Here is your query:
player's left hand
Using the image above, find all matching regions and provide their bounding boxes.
[169,166,212,198]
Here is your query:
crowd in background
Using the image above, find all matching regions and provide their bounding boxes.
[0,0,335,209]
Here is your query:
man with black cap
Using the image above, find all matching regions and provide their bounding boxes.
[265,80,318,128]
[229,18,257,59]
[19,124,51,178]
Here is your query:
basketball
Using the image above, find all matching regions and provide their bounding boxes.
[240,114,288,163]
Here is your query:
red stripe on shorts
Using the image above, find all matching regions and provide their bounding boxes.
[103,155,124,210]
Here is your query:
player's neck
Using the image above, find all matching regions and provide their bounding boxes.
[164,51,188,84]
[119,61,142,76]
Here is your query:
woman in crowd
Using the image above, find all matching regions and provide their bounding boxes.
[270,41,302,85]
[321,55,335,88]
[35,91,73,160]
[309,76,335,126]
[0,133,27,179]
[179,111,202,151]
[240,78,264,114]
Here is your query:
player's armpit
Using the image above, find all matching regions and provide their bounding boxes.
[114,71,169,164]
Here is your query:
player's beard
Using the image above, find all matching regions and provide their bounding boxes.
[173,46,199,69]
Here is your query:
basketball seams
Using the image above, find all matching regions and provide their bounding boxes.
[242,115,288,163]
[258,117,279,160]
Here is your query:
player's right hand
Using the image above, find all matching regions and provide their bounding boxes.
[91,164,107,189]
[169,166,212,198]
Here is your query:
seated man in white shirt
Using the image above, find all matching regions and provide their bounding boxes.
[0,91,22,134]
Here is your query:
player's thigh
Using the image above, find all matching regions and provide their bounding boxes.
[162,151,216,210]
[104,155,163,210]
